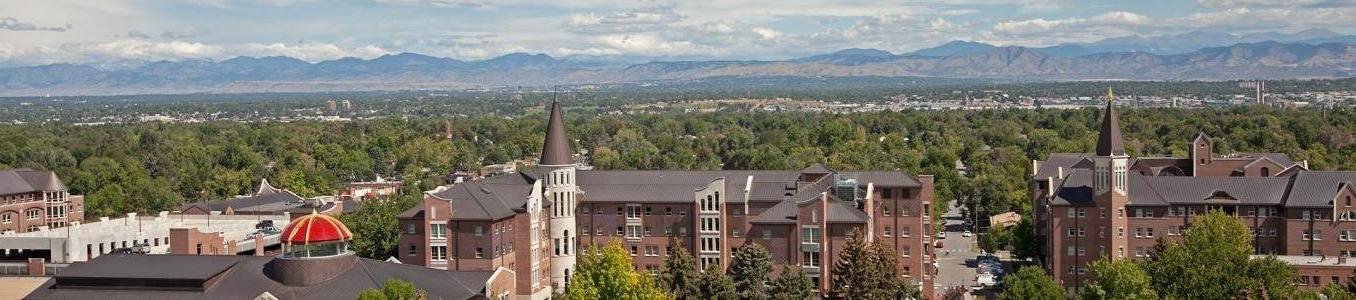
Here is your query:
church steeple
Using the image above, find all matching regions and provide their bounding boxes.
[1096,87,1126,157]
[540,101,574,166]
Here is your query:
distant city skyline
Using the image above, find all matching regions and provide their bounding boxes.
[1,0,1355,65]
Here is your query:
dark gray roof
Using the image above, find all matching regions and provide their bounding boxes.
[1049,171,1291,206]
[25,254,493,300]
[1034,154,1091,180]
[1286,172,1356,207]
[540,101,574,166]
[179,191,314,214]
[751,200,800,224]
[1095,100,1125,157]
[0,168,66,195]
[826,201,868,223]
[801,164,834,175]
[429,168,920,221]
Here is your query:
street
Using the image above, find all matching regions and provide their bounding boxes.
[934,201,980,298]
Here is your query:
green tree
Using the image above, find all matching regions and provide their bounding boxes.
[1080,258,1157,300]
[356,279,425,300]
[728,244,772,300]
[830,228,873,299]
[1010,218,1040,261]
[1145,210,1296,299]
[769,266,813,300]
[661,240,701,300]
[1000,266,1065,300]
[697,264,737,300]
[1322,283,1356,300]
[341,194,417,259]
[565,241,670,300]
[867,238,919,300]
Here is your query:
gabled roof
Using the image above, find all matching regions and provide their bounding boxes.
[0,168,67,195]
[1286,172,1356,207]
[178,191,314,215]
[1048,171,1291,206]
[1034,154,1092,180]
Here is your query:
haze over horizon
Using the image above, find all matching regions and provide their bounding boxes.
[4,0,1356,66]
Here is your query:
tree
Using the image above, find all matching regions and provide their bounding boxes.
[728,244,772,300]
[1080,258,1157,300]
[698,264,737,300]
[831,228,873,299]
[356,279,426,300]
[341,194,417,259]
[1010,218,1040,261]
[565,241,671,300]
[1000,266,1065,300]
[1322,282,1356,300]
[867,237,918,300]
[1145,210,1296,300]
[661,240,701,300]
[769,266,813,300]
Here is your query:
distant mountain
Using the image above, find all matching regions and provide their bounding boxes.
[2,41,1355,96]
[1041,28,1356,56]
[906,41,996,57]
[792,48,895,65]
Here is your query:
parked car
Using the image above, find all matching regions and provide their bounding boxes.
[976,273,1000,287]
[962,230,973,237]
[938,232,947,239]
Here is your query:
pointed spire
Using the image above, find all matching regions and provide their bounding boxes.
[1096,87,1126,157]
[540,101,575,166]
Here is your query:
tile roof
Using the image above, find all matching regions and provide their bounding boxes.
[0,168,66,195]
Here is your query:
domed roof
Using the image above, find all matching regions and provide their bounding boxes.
[281,212,353,245]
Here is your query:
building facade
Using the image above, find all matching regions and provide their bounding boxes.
[1032,89,1356,293]
[0,169,83,232]
[398,102,937,299]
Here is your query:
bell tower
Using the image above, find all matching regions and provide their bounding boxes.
[1094,87,1130,260]
[540,101,580,293]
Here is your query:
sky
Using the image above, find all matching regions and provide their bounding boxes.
[2,0,1355,66]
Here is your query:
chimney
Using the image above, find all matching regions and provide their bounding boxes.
[254,233,265,256]
[864,183,875,242]
[1046,177,1056,198]
[1057,167,1064,179]
[1031,160,1040,176]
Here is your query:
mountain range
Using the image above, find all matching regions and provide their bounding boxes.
[3,30,1356,96]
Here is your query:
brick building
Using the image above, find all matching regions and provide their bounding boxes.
[398,101,937,299]
[0,169,83,232]
[1032,89,1356,293]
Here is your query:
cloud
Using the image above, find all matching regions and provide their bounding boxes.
[1,17,70,32]
[126,30,152,39]
[1197,0,1356,9]
[373,0,495,9]
[0,39,392,65]
[161,27,210,39]
[565,7,684,34]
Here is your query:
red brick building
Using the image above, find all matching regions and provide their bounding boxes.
[1031,89,1356,293]
[398,101,937,299]
[0,168,83,232]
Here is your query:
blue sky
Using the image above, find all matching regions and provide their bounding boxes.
[2,0,1354,65]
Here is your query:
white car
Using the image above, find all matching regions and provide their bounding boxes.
[962,230,973,237]
[938,232,947,239]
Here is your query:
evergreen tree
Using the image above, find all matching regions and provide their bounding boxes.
[867,238,919,300]
[1000,266,1065,300]
[565,241,671,300]
[698,264,738,300]
[661,240,701,300]
[769,266,813,300]
[729,244,772,300]
[831,228,873,299]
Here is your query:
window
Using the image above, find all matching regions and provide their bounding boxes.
[902,246,911,257]
[731,228,741,238]
[1134,247,1146,257]
[1146,228,1154,237]
[1135,228,1143,238]
[665,226,674,236]
[884,226,892,237]
[645,206,653,216]
[1303,210,1314,220]
[902,226,910,237]
[882,205,891,216]
[1341,230,1356,241]
[802,227,821,244]
[26,209,39,220]
[617,226,624,235]
[1304,230,1322,241]
[646,245,660,257]
[1066,246,1085,256]
[430,224,447,239]
[1067,227,1086,237]
[1118,227,1124,238]
[762,228,772,239]
[631,246,638,256]
[581,207,590,215]
[475,248,484,258]
[1,212,10,224]
[474,225,484,236]
[627,225,642,239]
[665,207,673,216]
[627,205,641,219]
[803,251,820,267]
[645,226,653,236]
[431,246,447,261]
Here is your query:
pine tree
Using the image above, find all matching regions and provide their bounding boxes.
[698,264,738,300]
[661,240,701,300]
[867,237,918,300]
[729,244,772,300]
[770,265,814,300]
[831,228,873,299]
